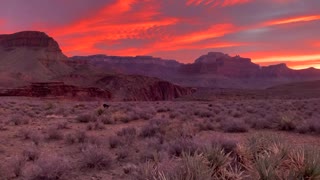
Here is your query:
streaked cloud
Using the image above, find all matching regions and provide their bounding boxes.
[264,15,320,26]
[186,0,252,7]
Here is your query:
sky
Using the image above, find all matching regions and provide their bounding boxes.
[0,0,320,69]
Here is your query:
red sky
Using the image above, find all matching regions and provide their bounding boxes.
[1,0,320,69]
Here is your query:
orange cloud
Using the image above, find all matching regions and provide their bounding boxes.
[253,54,320,63]
[45,0,180,54]
[151,24,236,51]
[264,15,320,26]
[187,0,252,7]
[108,41,245,57]
[85,23,241,56]
[50,0,141,37]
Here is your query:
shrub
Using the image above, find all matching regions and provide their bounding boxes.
[168,138,198,157]
[100,116,114,124]
[202,146,230,172]
[86,122,105,131]
[19,129,33,140]
[76,114,96,123]
[56,121,69,130]
[113,114,131,123]
[231,110,242,118]
[197,120,215,131]
[9,156,25,178]
[109,136,123,149]
[23,147,40,161]
[139,123,161,138]
[117,127,137,137]
[307,118,320,134]
[65,131,87,144]
[10,115,29,126]
[80,145,112,170]
[25,155,71,180]
[222,119,249,133]
[96,108,105,116]
[211,137,238,153]
[116,148,129,162]
[172,153,212,180]
[246,117,272,130]
[157,107,171,113]
[288,147,320,179]
[277,115,296,131]
[46,128,63,141]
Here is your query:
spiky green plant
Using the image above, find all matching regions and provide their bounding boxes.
[288,147,320,179]
[173,152,212,180]
[202,146,230,172]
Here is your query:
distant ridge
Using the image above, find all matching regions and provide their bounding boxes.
[1,30,320,90]
[72,52,320,88]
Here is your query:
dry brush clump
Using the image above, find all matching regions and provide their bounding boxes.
[65,131,88,145]
[221,119,249,133]
[75,114,97,123]
[79,144,112,170]
[10,115,29,126]
[45,127,63,141]
[24,154,71,180]
[109,135,124,149]
[139,119,168,138]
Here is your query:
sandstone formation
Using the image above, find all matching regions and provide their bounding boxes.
[0,31,72,87]
[0,82,111,98]
[0,31,61,52]
[94,74,195,101]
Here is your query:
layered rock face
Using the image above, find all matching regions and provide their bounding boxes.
[94,74,195,101]
[0,31,72,87]
[70,55,180,79]
[0,31,61,52]
[180,52,260,78]
[0,82,111,98]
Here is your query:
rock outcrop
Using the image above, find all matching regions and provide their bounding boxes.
[0,31,72,87]
[180,52,260,78]
[70,55,180,80]
[95,74,195,101]
[0,31,61,52]
[0,82,111,98]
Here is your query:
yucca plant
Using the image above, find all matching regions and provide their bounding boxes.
[288,147,320,180]
[254,153,281,180]
[247,134,289,180]
[202,146,230,172]
[173,152,212,180]
[216,164,247,180]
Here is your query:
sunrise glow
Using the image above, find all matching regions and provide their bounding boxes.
[1,0,319,69]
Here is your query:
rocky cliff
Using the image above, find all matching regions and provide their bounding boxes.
[0,31,72,87]
[0,31,61,52]
[180,52,260,78]
[0,82,111,99]
[94,74,195,101]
